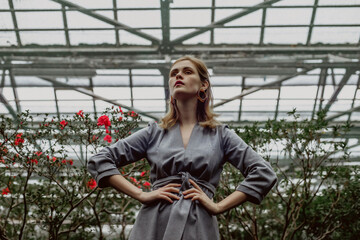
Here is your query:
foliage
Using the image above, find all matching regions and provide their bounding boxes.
[0,107,358,239]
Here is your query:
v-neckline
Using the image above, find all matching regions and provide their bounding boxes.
[177,122,198,150]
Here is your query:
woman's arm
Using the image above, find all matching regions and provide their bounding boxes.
[216,190,248,215]
[101,174,143,201]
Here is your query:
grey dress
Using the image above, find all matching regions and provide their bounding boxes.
[87,120,277,240]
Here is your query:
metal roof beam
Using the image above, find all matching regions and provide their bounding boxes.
[170,0,282,44]
[40,77,159,121]
[50,0,160,44]
[213,67,314,108]
[324,68,356,112]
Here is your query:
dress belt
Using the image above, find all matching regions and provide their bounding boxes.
[152,171,216,240]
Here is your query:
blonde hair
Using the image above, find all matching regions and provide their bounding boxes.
[159,56,221,129]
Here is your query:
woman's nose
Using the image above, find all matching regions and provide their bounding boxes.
[176,73,183,79]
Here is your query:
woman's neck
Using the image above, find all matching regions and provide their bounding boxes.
[176,98,198,126]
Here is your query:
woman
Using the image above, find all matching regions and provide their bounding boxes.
[87,56,277,240]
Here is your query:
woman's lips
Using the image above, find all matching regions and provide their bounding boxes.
[174,81,184,87]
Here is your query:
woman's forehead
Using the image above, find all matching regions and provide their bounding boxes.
[170,60,196,71]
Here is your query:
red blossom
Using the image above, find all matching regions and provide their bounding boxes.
[97,115,111,127]
[76,110,84,118]
[31,159,38,165]
[140,171,146,177]
[14,133,24,146]
[68,159,73,165]
[130,177,140,184]
[2,187,10,195]
[35,151,42,156]
[0,157,4,164]
[118,116,123,121]
[61,159,66,164]
[87,179,97,189]
[59,120,68,130]
[143,181,151,187]
[119,107,123,114]
[103,135,112,143]
[52,157,57,162]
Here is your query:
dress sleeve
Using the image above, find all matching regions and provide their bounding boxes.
[221,125,277,204]
[87,120,156,188]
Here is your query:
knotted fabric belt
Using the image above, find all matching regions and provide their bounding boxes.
[152,171,216,240]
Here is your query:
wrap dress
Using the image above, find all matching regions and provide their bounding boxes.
[87,120,277,240]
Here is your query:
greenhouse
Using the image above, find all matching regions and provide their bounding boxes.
[0,0,359,239]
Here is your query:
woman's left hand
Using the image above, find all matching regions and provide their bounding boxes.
[182,179,221,215]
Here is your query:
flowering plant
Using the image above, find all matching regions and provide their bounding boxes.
[0,106,151,239]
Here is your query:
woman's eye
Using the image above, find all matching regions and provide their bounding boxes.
[185,71,192,74]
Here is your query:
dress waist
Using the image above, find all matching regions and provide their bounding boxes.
[152,171,216,199]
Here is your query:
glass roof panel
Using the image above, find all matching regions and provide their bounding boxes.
[90,76,130,86]
[117,0,160,8]
[315,7,360,24]
[216,0,262,7]
[264,27,308,44]
[210,76,241,86]
[170,28,195,41]
[70,30,115,45]
[242,99,277,111]
[241,112,274,121]
[13,0,60,9]
[224,10,262,26]
[351,112,360,121]
[132,76,163,86]
[319,0,360,5]
[67,11,113,29]
[266,8,312,25]
[244,89,279,99]
[93,87,131,100]
[17,87,54,100]
[171,0,211,7]
[283,75,319,86]
[119,30,151,45]
[21,100,56,113]
[141,29,162,40]
[133,100,165,112]
[95,100,132,111]
[0,31,17,46]
[1,87,15,101]
[16,11,64,29]
[58,100,94,112]
[274,0,314,6]
[215,101,240,111]
[0,0,9,9]
[20,31,66,45]
[183,31,210,44]
[278,99,315,111]
[70,0,113,8]
[117,10,161,28]
[214,27,260,44]
[311,27,360,44]
[133,87,164,99]
[280,86,318,99]
[131,69,160,74]
[0,12,14,29]
[328,100,353,111]
[337,85,357,99]
[212,86,242,99]
[56,90,92,100]
[170,10,211,27]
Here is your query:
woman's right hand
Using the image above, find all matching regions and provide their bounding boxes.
[138,183,182,205]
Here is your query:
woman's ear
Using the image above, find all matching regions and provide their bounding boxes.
[201,79,209,90]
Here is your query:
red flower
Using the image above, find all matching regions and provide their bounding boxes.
[118,116,123,121]
[103,135,112,143]
[143,181,151,187]
[0,157,5,164]
[76,110,84,118]
[14,138,24,145]
[68,159,73,165]
[2,187,10,195]
[52,157,57,162]
[61,159,67,164]
[130,177,139,184]
[35,151,42,156]
[119,107,123,114]
[31,159,38,165]
[16,133,23,138]
[87,179,97,189]
[59,120,68,130]
[97,115,111,127]
[140,171,146,177]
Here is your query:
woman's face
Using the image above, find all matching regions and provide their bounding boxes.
[169,60,207,101]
